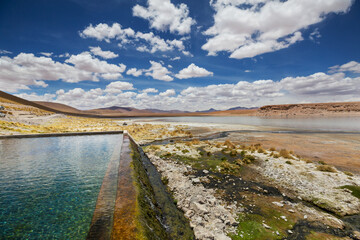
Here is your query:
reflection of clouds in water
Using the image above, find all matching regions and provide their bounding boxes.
[154,116,360,132]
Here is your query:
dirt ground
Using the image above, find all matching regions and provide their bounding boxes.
[222,131,360,174]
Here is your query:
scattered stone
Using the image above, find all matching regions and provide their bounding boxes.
[147,153,239,240]
[288,209,295,213]
[262,223,271,229]
[288,230,293,234]
[272,201,284,207]
[203,170,209,174]
[192,178,201,184]
[280,216,287,221]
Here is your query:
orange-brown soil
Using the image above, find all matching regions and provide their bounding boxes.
[225,131,360,174]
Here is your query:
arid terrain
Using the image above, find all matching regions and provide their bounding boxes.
[258,102,360,118]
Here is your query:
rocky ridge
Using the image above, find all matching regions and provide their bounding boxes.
[147,153,240,240]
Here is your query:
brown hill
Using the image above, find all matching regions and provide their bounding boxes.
[83,106,152,116]
[34,101,84,114]
[257,102,360,117]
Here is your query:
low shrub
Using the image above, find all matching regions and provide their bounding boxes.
[230,150,237,156]
[220,161,241,173]
[344,171,354,177]
[317,165,337,173]
[182,149,189,154]
[257,147,265,153]
[279,149,293,159]
[161,176,169,185]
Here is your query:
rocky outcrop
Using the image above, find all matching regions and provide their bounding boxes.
[147,153,240,240]
[250,152,360,216]
[257,102,360,117]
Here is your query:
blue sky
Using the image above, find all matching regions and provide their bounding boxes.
[1,0,360,111]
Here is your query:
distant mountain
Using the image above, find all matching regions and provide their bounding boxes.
[145,108,189,114]
[196,108,218,113]
[195,107,257,112]
[227,106,258,111]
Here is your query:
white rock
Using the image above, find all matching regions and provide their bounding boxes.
[262,223,271,229]
[272,201,284,207]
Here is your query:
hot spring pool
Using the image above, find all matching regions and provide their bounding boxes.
[0,134,123,239]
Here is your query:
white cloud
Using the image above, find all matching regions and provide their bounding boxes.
[170,56,181,61]
[80,23,135,43]
[182,50,193,57]
[80,23,189,55]
[142,88,158,93]
[135,32,185,53]
[280,72,360,95]
[65,52,126,78]
[203,0,353,59]
[133,0,195,35]
[104,81,135,94]
[101,73,123,80]
[244,70,251,73]
[0,49,12,55]
[17,62,360,111]
[329,61,360,74]
[309,28,321,42]
[126,68,143,77]
[15,92,56,102]
[58,53,70,58]
[39,52,53,57]
[89,46,118,59]
[0,53,95,92]
[175,63,213,79]
[159,89,176,97]
[145,60,173,81]
[0,52,128,92]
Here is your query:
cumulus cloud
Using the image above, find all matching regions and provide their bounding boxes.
[133,0,195,35]
[142,88,158,93]
[175,63,213,79]
[65,52,126,79]
[104,81,135,94]
[0,53,94,92]
[170,56,181,61]
[39,52,53,57]
[0,52,127,92]
[15,92,56,102]
[58,53,70,58]
[144,60,173,81]
[80,23,135,43]
[329,61,360,74]
[280,72,360,95]
[18,62,360,111]
[203,0,353,59]
[159,89,176,97]
[126,68,143,77]
[80,22,190,55]
[89,46,118,59]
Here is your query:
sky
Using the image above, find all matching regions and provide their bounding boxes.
[0,0,360,111]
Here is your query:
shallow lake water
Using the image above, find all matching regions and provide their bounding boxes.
[0,134,122,239]
[149,116,360,132]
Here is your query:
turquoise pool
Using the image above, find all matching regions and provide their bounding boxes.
[0,134,122,239]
